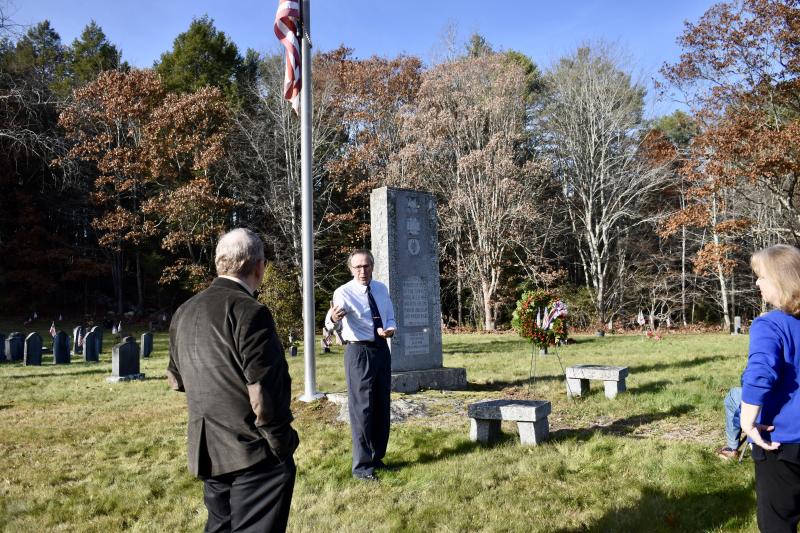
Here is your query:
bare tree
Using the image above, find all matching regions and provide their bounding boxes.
[226,53,341,290]
[542,44,668,326]
[389,53,550,330]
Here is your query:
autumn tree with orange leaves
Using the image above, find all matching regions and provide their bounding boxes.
[322,47,422,248]
[60,69,233,310]
[662,0,800,238]
[59,69,163,313]
[660,0,800,325]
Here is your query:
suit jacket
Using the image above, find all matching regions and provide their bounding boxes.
[167,277,298,477]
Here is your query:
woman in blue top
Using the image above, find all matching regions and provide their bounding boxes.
[742,244,800,532]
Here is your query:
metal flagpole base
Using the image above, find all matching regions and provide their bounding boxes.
[298,391,326,402]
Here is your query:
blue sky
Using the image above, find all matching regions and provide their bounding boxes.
[9,0,718,117]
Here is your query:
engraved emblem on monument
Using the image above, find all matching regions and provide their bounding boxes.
[406,217,420,235]
[403,276,429,326]
[407,197,420,211]
[407,239,420,255]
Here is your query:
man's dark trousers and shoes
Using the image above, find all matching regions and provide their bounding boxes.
[345,339,391,480]
[202,456,296,533]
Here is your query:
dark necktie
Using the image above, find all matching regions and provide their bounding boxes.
[366,284,384,340]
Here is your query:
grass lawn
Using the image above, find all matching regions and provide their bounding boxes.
[0,325,757,532]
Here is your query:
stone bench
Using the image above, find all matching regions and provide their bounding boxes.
[467,399,551,446]
[565,365,628,399]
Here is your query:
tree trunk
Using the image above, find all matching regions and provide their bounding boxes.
[481,279,495,331]
[456,240,463,327]
[112,249,124,315]
[681,225,687,326]
[717,266,731,331]
[135,250,143,314]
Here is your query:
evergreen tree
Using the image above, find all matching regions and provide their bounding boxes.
[155,15,243,99]
[9,20,67,93]
[69,21,122,86]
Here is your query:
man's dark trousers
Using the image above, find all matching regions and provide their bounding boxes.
[345,341,391,477]
[202,456,296,533]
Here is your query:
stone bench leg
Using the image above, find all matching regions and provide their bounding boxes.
[517,419,549,446]
[603,378,625,399]
[470,418,501,443]
[566,377,589,397]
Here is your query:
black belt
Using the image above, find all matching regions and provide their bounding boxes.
[345,340,378,346]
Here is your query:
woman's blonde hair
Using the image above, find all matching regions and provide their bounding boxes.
[751,244,800,315]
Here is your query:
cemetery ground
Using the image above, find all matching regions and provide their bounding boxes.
[0,326,758,532]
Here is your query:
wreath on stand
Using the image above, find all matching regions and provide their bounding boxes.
[511,290,568,351]
[512,290,569,397]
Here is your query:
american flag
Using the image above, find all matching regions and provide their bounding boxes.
[542,301,568,330]
[274,0,301,115]
[49,321,56,338]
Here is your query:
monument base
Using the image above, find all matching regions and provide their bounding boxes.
[391,367,467,393]
[106,373,145,383]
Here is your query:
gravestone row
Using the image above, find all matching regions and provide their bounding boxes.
[0,325,106,365]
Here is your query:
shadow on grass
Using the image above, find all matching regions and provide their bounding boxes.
[2,366,110,379]
[550,404,695,442]
[628,354,728,374]
[554,483,754,532]
[389,436,489,469]
[468,374,565,392]
[444,337,525,355]
[630,380,673,395]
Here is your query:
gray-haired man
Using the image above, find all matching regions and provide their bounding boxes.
[168,228,299,532]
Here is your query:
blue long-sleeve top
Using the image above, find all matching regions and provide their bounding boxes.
[742,310,800,444]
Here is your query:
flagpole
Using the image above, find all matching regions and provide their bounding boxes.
[299,0,323,402]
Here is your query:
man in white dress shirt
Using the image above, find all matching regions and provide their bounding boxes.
[325,249,396,480]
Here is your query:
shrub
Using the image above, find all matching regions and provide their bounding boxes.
[258,262,302,346]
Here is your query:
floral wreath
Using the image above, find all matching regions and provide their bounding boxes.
[511,290,568,349]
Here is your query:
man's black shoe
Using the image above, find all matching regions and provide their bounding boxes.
[354,473,379,482]
[374,460,388,470]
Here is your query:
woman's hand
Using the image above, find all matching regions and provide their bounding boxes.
[741,401,781,451]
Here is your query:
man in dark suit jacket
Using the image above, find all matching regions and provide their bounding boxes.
[168,228,299,532]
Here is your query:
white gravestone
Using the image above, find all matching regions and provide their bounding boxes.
[370,187,467,393]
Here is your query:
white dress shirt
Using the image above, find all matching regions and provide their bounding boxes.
[219,275,255,296]
[325,279,397,342]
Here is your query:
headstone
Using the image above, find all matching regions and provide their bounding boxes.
[0,333,6,362]
[24,332,43,366]
[6,332,24,362]
[733,316,742,335]
[370,187,467,393]
[83,331,99,362]
[90,326,103,353]
[72,326,84,354]
[53,331,70,364]
[107,338,145,382]
[140,332,153,358]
